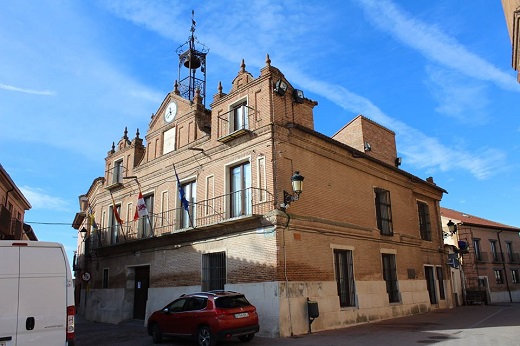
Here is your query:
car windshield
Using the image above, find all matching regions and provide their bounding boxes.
[214,295,251,309]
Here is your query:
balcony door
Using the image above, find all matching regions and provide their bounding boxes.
[230,162,251,218]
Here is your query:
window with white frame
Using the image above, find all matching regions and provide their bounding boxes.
[180,181,196,228]
[137,194,154,237]
[112,159,123,185]
[231,100,248,132]
[230,162,251,218]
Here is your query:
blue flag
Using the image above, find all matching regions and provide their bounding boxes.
[174,165,189,211]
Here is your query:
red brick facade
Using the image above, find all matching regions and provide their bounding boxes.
[74,55,450,336]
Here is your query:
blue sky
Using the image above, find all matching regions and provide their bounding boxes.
[1,0,519,265]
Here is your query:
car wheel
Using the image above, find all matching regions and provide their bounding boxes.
[238,333,255,342]
[151,323,163,344]
[197,326,215,346]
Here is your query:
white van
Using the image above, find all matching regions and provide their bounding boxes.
[0,240,75,345]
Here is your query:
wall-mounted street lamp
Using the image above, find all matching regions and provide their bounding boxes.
[79,227,88,242]
[443,219,458,238]
[280,171,304,211]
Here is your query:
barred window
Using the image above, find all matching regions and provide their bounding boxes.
[202,252,226,291]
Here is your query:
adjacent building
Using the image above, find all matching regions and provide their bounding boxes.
[72,23,451,337]
[441,207,520,304]
[501,0,520,82]
[0,164,36,241]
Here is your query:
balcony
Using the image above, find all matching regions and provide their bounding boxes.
[88,187,274,250]
[217,105,256,143]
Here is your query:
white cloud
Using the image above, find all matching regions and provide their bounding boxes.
[19,186,70,212]
[424,65,489,124]
[0,83,56,96]
[355,0,520,93]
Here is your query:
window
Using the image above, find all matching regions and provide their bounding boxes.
[230,162,251,218]
[511,269,519,284]
[375,188,393,235]
[436,267,445,300]
[180,181,196,228]
[417,201,431,241]
[202,252,226,291]
[185,297,207,311]
[473,239,482,261]
[506,242,514,263]
[102,268,109,288]
[232,101,248,132]
[490,240,498,262]
[494,269,504,284]
[109,204,122,244]
[112,159,123,185]
[334,249,356,307]
[382,254,399,303]
[137,194,154,237]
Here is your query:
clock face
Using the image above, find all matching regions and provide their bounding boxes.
[164,101,177,122]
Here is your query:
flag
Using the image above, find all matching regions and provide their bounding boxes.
[134,192,148,221]
[174,164,189,211]
[110,193,124,225]
[88,204,98,230]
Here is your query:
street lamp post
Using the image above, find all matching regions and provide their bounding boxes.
[280,171,304,211]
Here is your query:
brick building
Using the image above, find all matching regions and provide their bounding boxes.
[0,164,36,241]
[501,0,520,82]
[441,207,520,304]
[72,26,450,337]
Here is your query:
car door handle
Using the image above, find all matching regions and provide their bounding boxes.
[26,317,35,330]
[0,336,13,341]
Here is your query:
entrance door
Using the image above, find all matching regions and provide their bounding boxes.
[133,266,150,319]
[424,266,437,304]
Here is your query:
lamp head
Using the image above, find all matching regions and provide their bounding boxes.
[447,220,457,234]
[291,171,304,196]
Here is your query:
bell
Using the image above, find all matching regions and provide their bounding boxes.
[184,54,201,69]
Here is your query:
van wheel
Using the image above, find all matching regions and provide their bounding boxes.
[238,333,255,342]
[197,326,215,346]
[151,323,163,344]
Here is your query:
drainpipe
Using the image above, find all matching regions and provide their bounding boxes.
[497,230,513,303]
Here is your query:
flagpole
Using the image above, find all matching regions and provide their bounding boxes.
[109,192,127,242]
[88,203,102,248]
[136,182,154,237]
[173,163,194,228]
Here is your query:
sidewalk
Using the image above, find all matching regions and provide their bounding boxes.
[75,304,520,346]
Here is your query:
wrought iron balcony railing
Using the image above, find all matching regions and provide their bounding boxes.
[88,187,273,250]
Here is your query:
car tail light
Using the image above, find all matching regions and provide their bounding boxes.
[66,305,75,343]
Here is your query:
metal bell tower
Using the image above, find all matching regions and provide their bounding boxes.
[176,11,209,105]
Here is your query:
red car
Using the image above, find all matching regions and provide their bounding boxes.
[147,291,259,346]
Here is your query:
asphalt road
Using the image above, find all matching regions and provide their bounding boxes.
[75,303,520,345]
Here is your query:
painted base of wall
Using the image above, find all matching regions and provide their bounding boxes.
[82,278,451,338]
